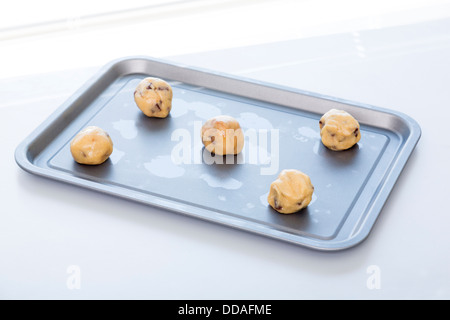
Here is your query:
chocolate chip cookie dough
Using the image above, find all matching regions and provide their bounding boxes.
[70,126,113,165]
[268,169,314,214]
[319,109,361,151]
[134,77,173,118]
[201,115,244,155]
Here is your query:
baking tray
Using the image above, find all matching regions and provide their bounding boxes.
[15,56,421,251]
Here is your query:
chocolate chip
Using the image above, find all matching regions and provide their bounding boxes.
[297,201,303,206]
[210,136,215,143]
[354,128,359,137]
[155,103,161,111]
[157,86,169,91]
[146,83,153,90]
[274,199,282,211]
[81,151,86,158]
[331,133,336,137]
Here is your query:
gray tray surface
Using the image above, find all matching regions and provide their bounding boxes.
[15,57,421,251]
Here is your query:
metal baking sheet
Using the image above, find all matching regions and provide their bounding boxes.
[15,56,421,251]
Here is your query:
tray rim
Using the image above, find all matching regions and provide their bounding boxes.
[14,55,422,251]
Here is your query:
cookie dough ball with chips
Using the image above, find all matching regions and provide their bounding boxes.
[319,109,361,151]
[268,169,314,214]
[134,77,173,118]
[70,126,113,165]
[201,115,244,155]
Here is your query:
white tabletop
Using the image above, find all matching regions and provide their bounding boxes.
[1,18,449,300]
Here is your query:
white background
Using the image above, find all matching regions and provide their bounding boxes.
[2,0,450,78]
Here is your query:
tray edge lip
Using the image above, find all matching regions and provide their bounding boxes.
[113,55,423,136]
[12,156,373,252]
[14,55,422,251]
[14,58,117,171]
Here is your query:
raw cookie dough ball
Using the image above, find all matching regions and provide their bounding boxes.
[319,109,361,151]
[268,169,314,214]
[201,115,244,156]
[70,126,113,165]
[134,77,173,118]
